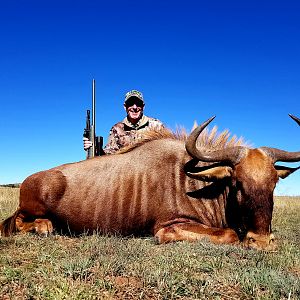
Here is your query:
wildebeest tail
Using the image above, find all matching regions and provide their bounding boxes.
[0,211,19,237]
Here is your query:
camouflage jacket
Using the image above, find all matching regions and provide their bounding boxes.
[104,115,164,154]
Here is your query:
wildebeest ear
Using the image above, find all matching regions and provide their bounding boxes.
[186,166,233,181]
[275,165,300,179]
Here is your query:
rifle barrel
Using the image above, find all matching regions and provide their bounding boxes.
[92,79,96,156]
[92,79,96,131]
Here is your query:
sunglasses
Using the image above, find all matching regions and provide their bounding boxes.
[125,97,144,108]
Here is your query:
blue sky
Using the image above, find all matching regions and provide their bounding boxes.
[0,0,299,195]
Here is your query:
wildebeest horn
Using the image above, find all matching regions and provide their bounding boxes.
[185,116,245,165]
[289,114,300,126]
[260,115,300,163]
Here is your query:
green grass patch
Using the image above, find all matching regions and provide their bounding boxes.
[0,188,299,299]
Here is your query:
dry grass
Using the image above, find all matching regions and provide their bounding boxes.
[0,187,19,221]
[0,188,299,299]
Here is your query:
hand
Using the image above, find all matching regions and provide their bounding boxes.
[83,137,93,150]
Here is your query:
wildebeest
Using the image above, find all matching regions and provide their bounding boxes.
[1,115,299,251]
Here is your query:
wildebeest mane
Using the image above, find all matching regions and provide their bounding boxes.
[118,125,248,154]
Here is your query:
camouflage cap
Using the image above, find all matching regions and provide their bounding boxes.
[124,90,144,104]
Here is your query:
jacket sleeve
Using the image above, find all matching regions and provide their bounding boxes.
[103,126,121,154]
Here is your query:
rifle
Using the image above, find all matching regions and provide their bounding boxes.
[83,79,104,158]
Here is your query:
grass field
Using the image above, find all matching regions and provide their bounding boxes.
[0,187,299,299]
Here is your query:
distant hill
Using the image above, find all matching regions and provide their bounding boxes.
[0,183,21,188]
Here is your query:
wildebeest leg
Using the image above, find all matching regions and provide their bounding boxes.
[15,212,53,236]
[9,169,66,236]
[155,223,239,245]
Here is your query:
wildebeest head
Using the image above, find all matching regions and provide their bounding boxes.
[185,115,300,251]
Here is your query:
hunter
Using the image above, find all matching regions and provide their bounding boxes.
[83,90,164,154]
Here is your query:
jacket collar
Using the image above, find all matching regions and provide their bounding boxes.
[123,115,149,129]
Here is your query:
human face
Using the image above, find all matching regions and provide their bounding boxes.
[124,99,144,124]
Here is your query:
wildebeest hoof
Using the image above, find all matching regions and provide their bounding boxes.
[34,219,53,236]
[243,232,277,252]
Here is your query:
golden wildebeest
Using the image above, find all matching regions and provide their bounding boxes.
[1,115,299,251]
